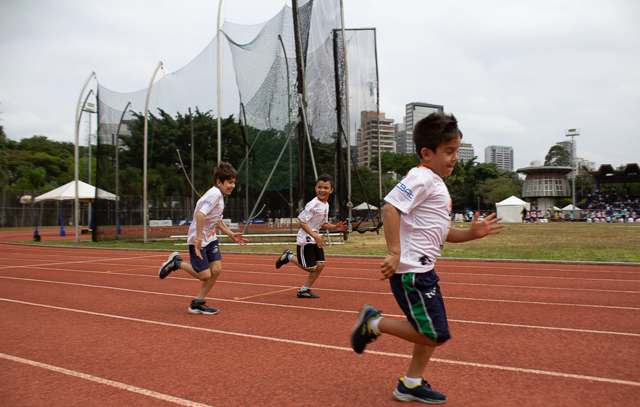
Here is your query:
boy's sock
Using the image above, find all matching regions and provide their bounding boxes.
[401,376,422,388]
[368,315,382,335]
[299,285,309,292]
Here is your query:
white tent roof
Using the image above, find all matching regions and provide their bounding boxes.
[353,202,378,211]
[496,195,528,207]
[561,204,582,211]
[34,180,117,203]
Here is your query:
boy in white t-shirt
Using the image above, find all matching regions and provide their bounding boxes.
[275,174,346,298]
[158,162,247,315]
[350,113,502,404]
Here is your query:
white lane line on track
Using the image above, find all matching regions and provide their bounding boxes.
[0,254,163,270]
[1,276,639,338]
[25,264,640,295]
[1,298,639,388]
[0,352,212,407]
[4,273,640,311]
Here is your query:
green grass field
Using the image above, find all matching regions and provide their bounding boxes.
[21,222,640,263]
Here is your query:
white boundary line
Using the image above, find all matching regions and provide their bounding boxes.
[20,263,640,295]
[0,352,212,407]
[1,298,638,388]
[0,254,163,270]
[1,276,639,337]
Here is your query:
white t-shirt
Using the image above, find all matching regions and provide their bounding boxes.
[187,186,224,247]
[296,197,329,246]
[384,166,452,273]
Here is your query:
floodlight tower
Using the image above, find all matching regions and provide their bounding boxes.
[565,128,580,211]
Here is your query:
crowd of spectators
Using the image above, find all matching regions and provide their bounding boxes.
[582,191,640,223]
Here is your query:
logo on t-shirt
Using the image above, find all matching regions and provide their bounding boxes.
[418,255,432,265]
[395,182,414,199]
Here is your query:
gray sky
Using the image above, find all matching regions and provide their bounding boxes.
[1,0,639,169]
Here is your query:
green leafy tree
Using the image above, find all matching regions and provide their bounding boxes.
[545,144,571,166]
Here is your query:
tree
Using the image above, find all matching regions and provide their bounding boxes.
[478,175,522,206]
[544,144,571,166]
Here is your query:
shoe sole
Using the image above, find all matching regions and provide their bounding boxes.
[158,251,180,279]
[187,307,220,315]
[392,389,446,404]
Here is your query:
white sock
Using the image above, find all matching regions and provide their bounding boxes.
[287,253,294,261]
[402,376,422,388]
[368,316,382,335]
[299,285,309,292]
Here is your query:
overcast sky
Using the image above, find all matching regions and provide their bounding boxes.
[1,0,638,169]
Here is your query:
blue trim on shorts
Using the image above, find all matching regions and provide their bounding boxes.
[188,240,222,272]
[389,270,451,344]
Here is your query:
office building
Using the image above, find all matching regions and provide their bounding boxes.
[485,145,514,171]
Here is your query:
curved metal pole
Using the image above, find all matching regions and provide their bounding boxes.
[216,0,224,165]
[114,101,131,237]
[74,71,96,242]
[143,61,163,243]
[339,0,353,228]
[278,34,294,230]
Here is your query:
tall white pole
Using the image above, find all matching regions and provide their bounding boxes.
[74,72,96,242]
[217,0,224,165]
[143,61,163,243]
[339,0,353,228]
[565,128,580,216]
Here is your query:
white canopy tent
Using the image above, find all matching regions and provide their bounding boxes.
[495,195,530,223]
[561,204,582,211]
[34,180,117,203]
[353,202,378,211]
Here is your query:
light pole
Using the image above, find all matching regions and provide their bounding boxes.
[565,128,580,215]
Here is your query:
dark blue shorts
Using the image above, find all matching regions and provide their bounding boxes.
[390,270,451,344]
[188,240,222,272]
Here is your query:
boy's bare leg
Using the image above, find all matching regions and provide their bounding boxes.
[379,318,437,346]
[407,343,435,378]
[196,261,221,299]
[302,262,324,288]
[178,262,199,279]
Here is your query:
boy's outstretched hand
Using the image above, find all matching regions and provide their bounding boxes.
[334,220,348,232]
[470,212,503,238]
[230,233,248,244]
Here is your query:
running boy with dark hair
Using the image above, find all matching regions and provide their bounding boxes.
[350,112,503,403]
[158,161,247,315]
[275,174,346,298]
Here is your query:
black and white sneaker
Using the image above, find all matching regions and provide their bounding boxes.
[275,249,292,269]
[188,299,219,315]
[297,288,319,298]
[392,377,447,404]
[350,304,381,354]
[159,251,182,279]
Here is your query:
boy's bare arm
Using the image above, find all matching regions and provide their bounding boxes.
[320,220,347,231]
[216,219,247,244]
[193,211,206,258]
[380,203,401,279]
[447,212,503,243]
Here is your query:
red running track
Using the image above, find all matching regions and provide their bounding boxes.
[0,243,639,406]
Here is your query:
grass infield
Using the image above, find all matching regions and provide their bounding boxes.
[17,222,640,263]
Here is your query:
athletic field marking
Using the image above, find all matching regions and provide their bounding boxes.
[86,259,640,282]
[18,265,640,296]
[2,298,639,388]
[3,274,639,311]
[1,277,639,337]
[0,352,212,407]
[233,287,298,300]
[0,254,162,271]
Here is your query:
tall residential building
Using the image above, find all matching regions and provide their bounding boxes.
[458,143,475,164]
[394,122,408,154]
[403,102,444,155]
[485,145,514,171]
[356,111,395,169]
